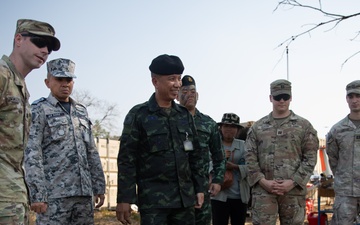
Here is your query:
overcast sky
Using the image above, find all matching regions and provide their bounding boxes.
[1,1,360,138]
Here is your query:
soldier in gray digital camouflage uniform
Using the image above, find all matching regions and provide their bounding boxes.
[245,79,319,225]
[177,75,226,225]
[24,58,105,225]
[116,54,208,225]
[327,80,360,225]
[0,19,60,225]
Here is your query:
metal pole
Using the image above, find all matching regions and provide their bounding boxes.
[286,46,289,81]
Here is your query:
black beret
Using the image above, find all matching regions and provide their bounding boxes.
[149,54,184,75]
[181,75,196,87]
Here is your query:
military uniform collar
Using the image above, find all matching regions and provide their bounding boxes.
[47,93,76,107]
[264,110,298,124]
[148,93,182,113]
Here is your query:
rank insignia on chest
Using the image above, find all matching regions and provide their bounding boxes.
[355,135,360,140]
[277,129,283,136]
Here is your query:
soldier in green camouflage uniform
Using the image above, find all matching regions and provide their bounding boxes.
[24,59,105,225]
[0,19,60,225]
[116,55,208,225]
[177,75,226,225]
[246,79,319,225]
[327,80,360,225]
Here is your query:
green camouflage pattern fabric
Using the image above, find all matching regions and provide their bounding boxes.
[24,94,105,204]
[246,110,319,194]
[35,196,94,225]
[0,55,30,205]
[193,109,225,225]
[0,202,29,225]
[117,93,208,209]
[327,116,360,197]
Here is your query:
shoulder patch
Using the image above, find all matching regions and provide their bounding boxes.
[31,97,46,105]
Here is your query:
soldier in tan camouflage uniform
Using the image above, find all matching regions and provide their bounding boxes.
[0,19,60,225]
[246,79,319,225]
[24,58,105,225]
[327,80,360,225]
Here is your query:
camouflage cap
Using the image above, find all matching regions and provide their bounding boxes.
[16,19,60,51]
[47,58,76,78]
[217,113,243,128]
[149,54,184,75]
[346,80,360,95]
[181,75,196,87]
[270,79,291,96]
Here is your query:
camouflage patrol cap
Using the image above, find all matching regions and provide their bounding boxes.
[149,54,184,75]
[182,75,196,87]
[270,79,291,96]
[16,19,60,51]
[346,80,360,95]
[218,113,243,128]
[47,58,76,78]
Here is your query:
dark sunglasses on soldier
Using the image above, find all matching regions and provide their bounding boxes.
[273,94,291,101]
[20,33,53,54]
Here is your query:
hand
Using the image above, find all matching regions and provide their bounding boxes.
[30,202,47,214]
[259,178,284,195]
[209,183,221,196]
[194,193,204,209]
[116,203,132,225]
[272,179,295,195]
[226,161,237,170]
[94,194,105,208]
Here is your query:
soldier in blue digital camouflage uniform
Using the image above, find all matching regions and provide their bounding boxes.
[327,80,360,225]
[246,79,319,225]
[177,75,226,225]
[24,58,105,225]
[116,54,208,225]
[0,19,60,225]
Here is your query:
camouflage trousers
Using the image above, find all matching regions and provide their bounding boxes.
[139,206,195,225]
[35,196,93,225]
[195,191,211,225]
[251,193,305,225]
[0,202,29,225]
[331,195,360,225]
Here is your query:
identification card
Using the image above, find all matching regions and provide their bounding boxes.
[184,140,194,151]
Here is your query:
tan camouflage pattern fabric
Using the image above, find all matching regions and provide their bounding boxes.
[0,55,31,206]
[246,110,319,225]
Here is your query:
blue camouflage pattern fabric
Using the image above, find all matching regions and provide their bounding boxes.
[117,93,208,209]
[193,109,225,225]
[327,116,360,197]
[24,94,105,203]
[0,55,31,205]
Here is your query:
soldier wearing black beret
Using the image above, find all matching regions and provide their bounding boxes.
[117,55,207,225]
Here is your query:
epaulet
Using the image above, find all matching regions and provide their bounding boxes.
[31,97,46,105]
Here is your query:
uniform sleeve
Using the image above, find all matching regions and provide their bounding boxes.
[326,129,338,176]
[209,122,225,184]
[86,120,106,195]
[245,126,265,187]
[292,123,319,189]
[117,111,138,204]
[24,105,47,203]
[188,115,208,194]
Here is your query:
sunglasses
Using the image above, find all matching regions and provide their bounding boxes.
[273,94,291,101]
[20,33,53,54]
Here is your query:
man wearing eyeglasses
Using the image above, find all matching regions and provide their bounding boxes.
[0,19,60,224]
[245,79,319,225]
